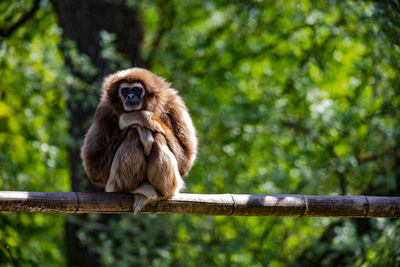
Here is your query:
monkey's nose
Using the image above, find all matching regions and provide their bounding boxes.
[126,96,140,106]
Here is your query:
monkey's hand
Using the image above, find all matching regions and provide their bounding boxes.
[119,111,169,134]
[119,112,141,130]
[119,111,152,130]
[137,127,153,156]
[119,113,154,156]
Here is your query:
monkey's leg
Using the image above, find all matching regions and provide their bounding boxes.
[147,133,185,198]
[131,181,158,214]
[106,129,147,193]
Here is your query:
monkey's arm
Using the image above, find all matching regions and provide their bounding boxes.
[119,111,167,133]
[137,127,154,156]
[165,95,198,176]
[81,100,124,186]
[119,111,181,158]
[119,95,197,177]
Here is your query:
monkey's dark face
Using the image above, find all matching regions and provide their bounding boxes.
[118,81,146,111]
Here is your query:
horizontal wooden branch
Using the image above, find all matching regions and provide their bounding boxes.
[0,191,399,217]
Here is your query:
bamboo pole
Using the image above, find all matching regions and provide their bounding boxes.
[0,191,399,217]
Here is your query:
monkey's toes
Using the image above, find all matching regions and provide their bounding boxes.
[132,194,150,214]
[105,180,117,192]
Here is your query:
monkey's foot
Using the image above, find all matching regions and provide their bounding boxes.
[105,179,117,192]
[131,182,158,214]
[132,195,150,214]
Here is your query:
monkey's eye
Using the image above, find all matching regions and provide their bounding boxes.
[133,86,142,94]
[121,88,129,96]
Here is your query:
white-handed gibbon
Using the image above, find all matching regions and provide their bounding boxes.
[81,68,197,213]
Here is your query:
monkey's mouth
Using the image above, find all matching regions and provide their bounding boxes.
[124,101,142,111]
[126,99,141,106]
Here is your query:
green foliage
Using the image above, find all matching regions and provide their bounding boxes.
[1,0,400,266]
[0,2,68,265]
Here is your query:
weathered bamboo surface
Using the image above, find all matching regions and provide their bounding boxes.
[0,191,399,217]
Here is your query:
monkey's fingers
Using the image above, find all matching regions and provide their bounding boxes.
[128,124,140,130]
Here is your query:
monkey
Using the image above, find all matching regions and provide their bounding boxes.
[81,68,197,213]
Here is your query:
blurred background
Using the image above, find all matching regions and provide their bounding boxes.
[1,0,400,266]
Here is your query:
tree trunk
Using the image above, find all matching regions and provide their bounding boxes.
[50,1,143,265]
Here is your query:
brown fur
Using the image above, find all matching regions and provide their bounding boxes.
[81,68,197,212]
